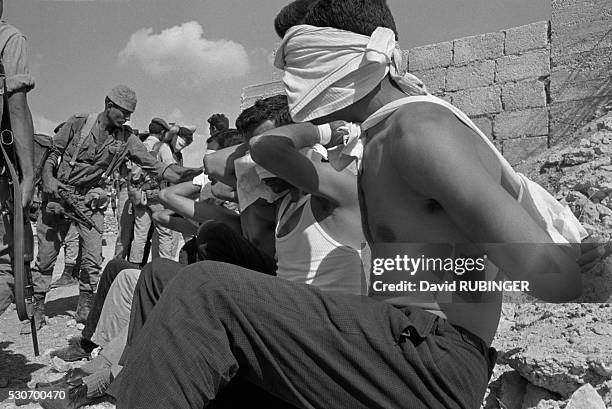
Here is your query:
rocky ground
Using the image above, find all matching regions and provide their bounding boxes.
[1,112,612,408]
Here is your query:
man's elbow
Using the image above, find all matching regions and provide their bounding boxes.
[158,188,170,206]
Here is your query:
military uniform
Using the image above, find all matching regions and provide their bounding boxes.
[31,108,171,323]
[0,20,35,316]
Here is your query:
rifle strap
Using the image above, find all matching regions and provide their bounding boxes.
[69,113,97,167]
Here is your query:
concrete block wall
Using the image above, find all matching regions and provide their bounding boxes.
[549,0,612,143]
[405,20,551,165]
[241,0,611,165]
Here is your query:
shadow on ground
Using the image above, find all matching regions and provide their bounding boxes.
[0,341,45,399]
[45,295,79,319]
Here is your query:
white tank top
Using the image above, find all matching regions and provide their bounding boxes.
[275,194,366,295]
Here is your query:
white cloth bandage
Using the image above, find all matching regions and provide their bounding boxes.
[317,124,332,146]
[274,25,428,123]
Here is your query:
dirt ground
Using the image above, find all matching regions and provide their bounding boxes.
[0,225,118,409]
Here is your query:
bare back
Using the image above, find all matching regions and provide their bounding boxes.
[360,102,504,345]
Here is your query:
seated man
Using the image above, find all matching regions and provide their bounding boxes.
[38,97,365,409]
[112,1,586,409]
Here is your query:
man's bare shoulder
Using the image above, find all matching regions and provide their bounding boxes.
[391,101,459,137]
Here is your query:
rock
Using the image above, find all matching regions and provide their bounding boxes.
[66,319,77,328]
[521,384,559,409]
[565,383,606,409]
[76,323,85,330]
[498,371,528,409]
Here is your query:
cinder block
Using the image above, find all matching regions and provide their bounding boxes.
[470,115,494,140]
[551,61,610,87]
[503,136,548,165]
[501,79,547,111]
[408,41,453,71]
[411,67,447,94]
[446,60,495,91]
[549,97,610,143]
[550,77,612,103]
[496,50,550,83]
[552,0,612,28]
[551,45,612,68]
[505,21,549,55]
[552,18,612,58]
[494,107,549,139]
[453,32,505,64]
[450,86,502,116]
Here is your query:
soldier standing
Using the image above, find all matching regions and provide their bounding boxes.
[26,85,199,333]
[0,0,36,317]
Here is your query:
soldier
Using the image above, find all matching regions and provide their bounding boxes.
[0,0,36,317]
[26,85,200,333]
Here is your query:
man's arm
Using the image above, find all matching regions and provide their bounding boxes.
[126,133,200,184]
[203,141,249,187]
[3,33,36,208]
[391,105,581,302]
[249,125,357,206]
[41,117,74,197]
[158,181,239,226]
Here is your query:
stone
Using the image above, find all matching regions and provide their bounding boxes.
[446,60,495,91]
[505,21,549,55]
[408,41,453,71]
[502,137,548,165]
[502,79,547,111]
[565,383,606,409]
[498,371,528,409]
[453,31,505,64]
[521,384,558,409]
[494,108,549,139]
[449,85,502,116]
[496,50,550,83]
[410,67,446,94]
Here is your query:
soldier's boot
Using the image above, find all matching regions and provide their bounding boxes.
[74,291,93,324]
[20,296,46,334]
[51,265,78,289]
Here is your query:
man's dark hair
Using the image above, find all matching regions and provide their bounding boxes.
[274,0,397,40]
[235,95,293,138]
[207,129,245,149]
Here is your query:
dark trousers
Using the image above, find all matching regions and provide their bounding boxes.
[81,258,137,340]
[114,261,493,409]
[124,220,276,357]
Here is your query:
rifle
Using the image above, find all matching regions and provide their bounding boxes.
[58,189,104,234]
[0,129,39,356]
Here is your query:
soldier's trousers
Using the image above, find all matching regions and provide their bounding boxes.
[31,203,105,295]
[130,202,178,264]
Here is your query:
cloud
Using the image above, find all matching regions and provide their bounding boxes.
[33,114,60,135]
[118,21,250,87]
[167,108,185,124]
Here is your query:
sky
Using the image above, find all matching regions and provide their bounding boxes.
[5,0,550,166]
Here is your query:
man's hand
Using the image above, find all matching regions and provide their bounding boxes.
[42,174,67,198]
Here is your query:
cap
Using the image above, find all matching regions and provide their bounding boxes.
[107,85,137,113]
[150,117,170,131]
